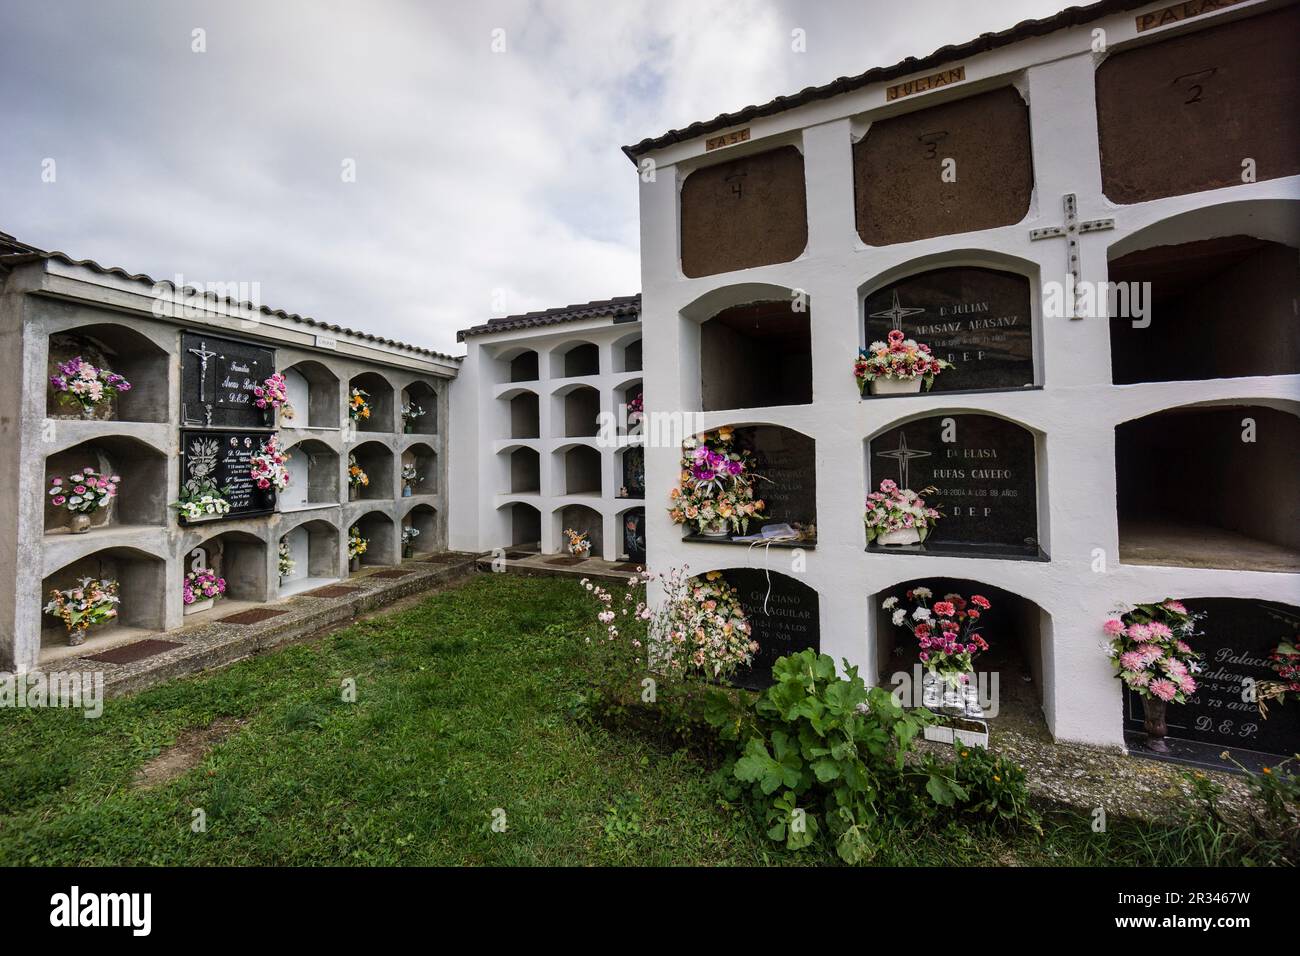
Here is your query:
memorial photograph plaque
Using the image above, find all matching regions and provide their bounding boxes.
[180,430,277,519]
[869,414,1040,557]
[863,267,1035,393]
[182,331,276,429]
[725,568,819,689]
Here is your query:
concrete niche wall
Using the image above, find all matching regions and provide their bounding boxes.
[680,144,809,278]
[854,87,1033,246]
[46,325,169,423]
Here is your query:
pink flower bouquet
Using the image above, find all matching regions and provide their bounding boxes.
[49,357,132,413]
[1102,599,1203,704]
[250,435,291,491]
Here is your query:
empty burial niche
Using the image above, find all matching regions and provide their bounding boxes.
[351,441,394,500]
[1109,237,1299,384]
[508,502,541,552]
[43,437,167,533]
[404,504,437,555]
[619,338,642,373]
[281,439,339,508]
[1096,5,1300,204]
[871,578,1050,727]
[561,385,601,438]
[40,548,167,657]
[46,325,169,423]
[557,504,602,556]
[1116,405,1300,573]
[680,145,809,278]
[402,443,437,495]
[402,380,438,434]
[353,512,395,567]
[350,371,395,433]
[278,521,340,594]
[509,447,540,494]
[700,301,812,411]
[283,361,341,428]
[507,349,539,383]
[561,445,602,496]
[854,86,1033,246]
[509,391,539,439]
[190,531,269,603]
[553,343,600,379]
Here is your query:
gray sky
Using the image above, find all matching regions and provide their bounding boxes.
[0,0,1069,355]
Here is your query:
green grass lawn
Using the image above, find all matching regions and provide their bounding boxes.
[0,575,1257,866]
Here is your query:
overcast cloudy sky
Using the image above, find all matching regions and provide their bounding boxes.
[0,0,1069,354]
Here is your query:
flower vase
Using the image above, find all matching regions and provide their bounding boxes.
[876,527,920,546]
[184,597,214,616]
[699,519,730,538]
[402,544,412,559]
[69,512,92,534]
[962,677,984,718]
[81,404,98,420]
[869,377,923,396]
[349,556,361,572]
[349,485,358,502]
[1142,697,1171,753]
[402,486,412,497]
[921,670,942,709]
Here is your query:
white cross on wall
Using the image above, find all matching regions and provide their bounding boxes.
[1029,192,1114,319]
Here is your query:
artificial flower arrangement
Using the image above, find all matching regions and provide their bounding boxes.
[48,469,119,530]
[864,478,941,547]
[667,427,766,538]
[626,393,643,426]
[401,526,420,556]
[1256,640,1300,717]
[348,526,368,560]
[349,388,372,423]
[253,372,294,420]
[249,435,291,492]
[348,453,370,489]
[854,329,952,395]
[401,401,425,431]
[278,540,295,580]
[401,462,420,495]
[564,528,591,558]
[172,480,232,523]
[44,577,119,644]
[49,356,132,415]
[886,587,990,691]
[1102,599,1204,705]
[183,567,226,608]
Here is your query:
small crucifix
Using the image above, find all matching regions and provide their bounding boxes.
[876,432,931,490]
[188,339,217,402]
[1029,193,1114,319]
[869,289,925,325]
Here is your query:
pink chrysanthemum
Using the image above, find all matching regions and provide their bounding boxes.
[1149,679,1177,701]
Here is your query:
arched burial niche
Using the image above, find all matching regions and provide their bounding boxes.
[1108,236,1299,384]
[402,504,438,557]
[402,442,437,495]
[1116,404,1300,572]
[616,445,644,500]
[504,348,539,383]
[506,502,541,553]
[616,335,642,373]
[278,520,340,596]
[280,439,339,509]
[46,324,168,423]
[1096,4,1300,205]
[559,384,600,438]
[854,86,1032,246]
[507,447,539,495]
[401,380,438,434]
[709,569,819,690]
[282,360,340,429]
[680,144,808,278]
[507,389,540,439]
[699,300,812,411]
[616,506,646,564]
[871,578,1052,731]
[554,504,603,557]
[353,511,395,567]
[862,266,1036,393]
[867,413,1044,559]
[43,436,167,533]
[1119,598,1300,772]
[552,342,600,379]
[559,444,601,497]
[39,547,166,660]
[351,441,393,501]
[190,530,269,605]
[349,371,395,433]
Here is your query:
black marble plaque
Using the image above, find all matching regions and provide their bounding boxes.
[870,414,1038,555]
[622,446,645,499]
[724,568,819,689]
[180,430,276,519]
[182,332,276,429]
[1125,599,1300,759]
[735,426,816,532]
[863,268,1034,392]
[621,508,646,564]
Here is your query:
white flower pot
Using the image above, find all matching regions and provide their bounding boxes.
[184,597,214,615]
[876,527,921,546]
[869,377,923,395]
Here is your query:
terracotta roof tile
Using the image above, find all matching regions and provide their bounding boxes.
[457,294,641,341]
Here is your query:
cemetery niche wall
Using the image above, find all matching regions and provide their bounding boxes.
[862,267,1035,394]
[182,332,276,430]
[1096,4,1300,205]
[48,325,169,423]
[679,144,809,278]
[720,568,819,690]
[1108,236,1299,384]
[1123,598,1300,773]
[699,300,812,410]
[868,414,1042,559]
[853,87,1033,246]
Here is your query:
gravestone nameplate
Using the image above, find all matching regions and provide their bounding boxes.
[725,568,820,689]
[180,430,277,519]
[864,268,1035,392]
[1124,598,1300,760]
[870,414,1039,556]
[182,332,276,429]
[621,509,646,564]
[736,426,817,534]
[622,446,645,499]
